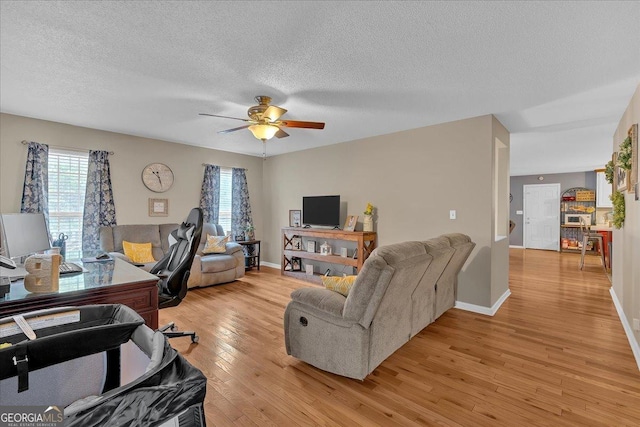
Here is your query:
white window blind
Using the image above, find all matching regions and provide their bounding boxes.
[48,149,88,260]
[219,167,232,233]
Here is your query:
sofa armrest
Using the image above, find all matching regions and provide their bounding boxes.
[224,242,243,255]
[290,287,346,318]
[188,254,203,287]
[108,252,131,263]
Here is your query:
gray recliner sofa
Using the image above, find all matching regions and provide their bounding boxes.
[284,233,475,380]
[99,222,244,288]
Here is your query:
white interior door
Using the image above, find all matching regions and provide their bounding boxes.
[523,183,560,251]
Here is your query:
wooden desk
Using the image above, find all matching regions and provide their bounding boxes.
[0,258,159,328]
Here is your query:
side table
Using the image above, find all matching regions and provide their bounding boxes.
[237,240,261,271]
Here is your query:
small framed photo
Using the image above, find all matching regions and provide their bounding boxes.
[291,257,302,271]
[615,152,628,192]
[343,215,358,232]
[307,240,316,253]
[291,236,303,251]
[149,198,168,217]
[289,210,302,227]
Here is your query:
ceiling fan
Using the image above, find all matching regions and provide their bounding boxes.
[199,96,325,142]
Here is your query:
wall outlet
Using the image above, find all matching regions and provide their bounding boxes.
[449,210,456,220]
[633,318,640,331]
[516,210,523,215]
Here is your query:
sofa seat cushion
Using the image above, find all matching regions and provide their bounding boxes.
[200,254,237,273]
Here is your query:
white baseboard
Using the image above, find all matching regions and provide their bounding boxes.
[609,287,640,371]
[509,245,524,249]
[260,261,280,269]
[455,289,511,316]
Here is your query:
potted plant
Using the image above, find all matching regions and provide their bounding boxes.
[244,222,255,241]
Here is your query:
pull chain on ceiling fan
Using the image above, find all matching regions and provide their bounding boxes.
[199,96,325,150]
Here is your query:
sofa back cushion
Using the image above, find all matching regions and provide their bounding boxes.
[99,224,178,261]
[433,233,475,320]
[409,237,455,337]
[344,241,431,329]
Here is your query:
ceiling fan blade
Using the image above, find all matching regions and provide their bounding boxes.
[199,113,250,122]
[218,125,250,134]
[275,128,289,138]
[279,120,325,129]
[263,105,287,122]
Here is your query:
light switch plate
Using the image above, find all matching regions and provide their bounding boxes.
[516,210,523,215]
[449,210,456,220]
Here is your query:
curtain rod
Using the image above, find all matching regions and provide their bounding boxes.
[22,140,114,155]
[202,163,247,171]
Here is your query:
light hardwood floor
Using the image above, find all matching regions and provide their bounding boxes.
[159,249,640,426]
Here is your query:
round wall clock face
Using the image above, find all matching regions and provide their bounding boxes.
[142,163,174,193]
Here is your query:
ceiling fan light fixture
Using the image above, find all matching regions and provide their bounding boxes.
[248,124,279,140]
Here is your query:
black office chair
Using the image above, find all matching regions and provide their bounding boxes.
[151,207,203,343]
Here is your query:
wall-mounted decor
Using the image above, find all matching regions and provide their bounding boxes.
[148,198,168,217]
[343,215,358,232]
[142,163,174,193]
[630,123,638,192]
[289,210,301,227]
[614,152,627,192]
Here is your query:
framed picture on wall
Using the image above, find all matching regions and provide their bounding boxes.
[148,198,168,217]
[289,210,301,227]
[630,123,638,192]
[614,152,627,192]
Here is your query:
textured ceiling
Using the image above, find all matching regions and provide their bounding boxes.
[1,1,639,175]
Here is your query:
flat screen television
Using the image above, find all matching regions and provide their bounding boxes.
[0,213,51,258]
[302,195,340,227]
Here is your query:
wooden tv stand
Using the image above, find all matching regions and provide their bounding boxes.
[281,227,377,284]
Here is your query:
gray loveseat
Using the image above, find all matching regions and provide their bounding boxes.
[99,223,244,289]
[284,233,475,380]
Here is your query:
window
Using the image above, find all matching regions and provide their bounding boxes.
[48,149,88,259]
[218,167,232,233]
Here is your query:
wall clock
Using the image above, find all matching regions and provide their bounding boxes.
[142,163,174,193]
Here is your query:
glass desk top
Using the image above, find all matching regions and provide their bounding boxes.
[1,258,159,303]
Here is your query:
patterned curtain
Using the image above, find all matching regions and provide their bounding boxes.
[20,141,50,230]
[199,164,220,224]
[82,150,117,252]
[231,168,253,240]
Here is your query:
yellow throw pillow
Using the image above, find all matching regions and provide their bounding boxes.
[203,234,229,254]
[322,275,357,297]
[122,241,155,263]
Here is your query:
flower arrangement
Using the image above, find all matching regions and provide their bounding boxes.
[617,136,633,171]
[610,191,625,229]
[604,159,615,184]
[364,203,374,216]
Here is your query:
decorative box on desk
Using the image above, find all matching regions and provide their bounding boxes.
[281,227,377,284]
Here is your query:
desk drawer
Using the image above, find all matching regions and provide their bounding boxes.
[102,287,157,311]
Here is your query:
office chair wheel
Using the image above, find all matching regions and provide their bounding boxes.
[191,335,199,343]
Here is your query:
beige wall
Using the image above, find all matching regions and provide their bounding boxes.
[1,112,510,310]
[611,84,640,352]
[263,115,510,308]
[0,113,264,235]
[491,116,510,306]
